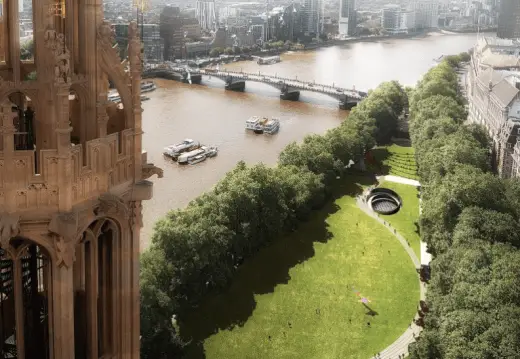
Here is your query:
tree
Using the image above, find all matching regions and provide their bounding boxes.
[139,77,404,355]
[224,47,234,55]
[452,207,520,247]
[416,127,490,182]
[409,53,520,359]
[279,135,336,179]
[20,39,34,60]
[420,164,508,253]
[355,94,396,144]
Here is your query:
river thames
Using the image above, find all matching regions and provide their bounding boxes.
[140,31,479,248]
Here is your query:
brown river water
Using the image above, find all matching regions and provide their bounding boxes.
[140,32,479,249]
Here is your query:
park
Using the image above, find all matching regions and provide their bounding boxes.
[176,144,422,359]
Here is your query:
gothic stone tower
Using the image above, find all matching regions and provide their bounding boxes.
[0,1,162,359]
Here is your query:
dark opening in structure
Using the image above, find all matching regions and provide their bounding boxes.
[367,188,402,215]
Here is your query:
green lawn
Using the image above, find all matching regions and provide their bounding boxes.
[180,178,420,359]
[377,180,421,258]
[370,144,418,181]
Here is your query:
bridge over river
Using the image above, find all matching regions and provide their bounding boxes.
[142,67,368,109]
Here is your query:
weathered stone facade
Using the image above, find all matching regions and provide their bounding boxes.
[467,37,520,179]
[0,1,161,358]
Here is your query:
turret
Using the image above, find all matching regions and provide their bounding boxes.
[0,1,161,358]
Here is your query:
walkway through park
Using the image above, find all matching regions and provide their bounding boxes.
[357,175,425,359]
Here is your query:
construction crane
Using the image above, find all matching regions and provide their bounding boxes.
[133,0,150,40]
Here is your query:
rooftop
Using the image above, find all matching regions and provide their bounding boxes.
[477,67,520,107]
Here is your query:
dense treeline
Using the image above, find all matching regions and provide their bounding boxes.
[408,56,520,358]
[140,81,408,357]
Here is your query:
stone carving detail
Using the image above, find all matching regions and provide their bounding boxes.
[142,163,164,180]
[0,214,20,249]
[44,29,71,84]
[55,236,75,268]
[15,159,26,167]
[28,183,47,190]
[95,193,129,218]
[129,201,143,228]
[128,21,142,72]
[48,209,94,268]
[98,21,116,48]
[49,211,79,242]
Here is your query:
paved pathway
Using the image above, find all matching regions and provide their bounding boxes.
[356,194,426,359]
[377,175,421,187]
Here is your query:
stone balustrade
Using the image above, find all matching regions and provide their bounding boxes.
[0,129,139,211]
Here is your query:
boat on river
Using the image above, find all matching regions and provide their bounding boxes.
[108,81,156,103]
[178,145,219,164]
[188,154,206,165]
[245,116,280,134]
[141,81,157,93]
[163,139,200,160]
[257,56,281,65]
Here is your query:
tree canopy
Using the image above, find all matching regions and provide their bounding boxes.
[140,81,407,356]
[408,56,520,359]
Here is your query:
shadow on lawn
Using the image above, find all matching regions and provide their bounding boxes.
[362,303,379,317]
[179,175,374,358]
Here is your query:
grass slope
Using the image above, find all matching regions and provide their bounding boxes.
[377,180,421,258]
[180,178,420,359]
[371,144,418,181]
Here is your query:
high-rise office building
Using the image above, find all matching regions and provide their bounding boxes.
[196,0,217,31]
[411,0,439,29]
[303,0,321,35]
[497,0,520,39]
[339,0,356,36]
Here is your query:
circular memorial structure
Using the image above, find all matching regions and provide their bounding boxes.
[367,188,402,215]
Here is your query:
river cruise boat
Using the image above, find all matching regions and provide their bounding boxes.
[263,118,280,134]
[163,139,200,160]
[246,117,280,134]
[257,56,281,65]
[141,81,157,93]
[189,154,207,165]
[178,146,219,164]
[246,116,261,131]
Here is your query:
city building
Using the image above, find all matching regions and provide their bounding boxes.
[182,17,202,39]
[302,0,321,36]
[468,37,520,178]
[265,4,303,42]
[196,0,217,31]
[160,6,184,60]
[382,5,402,33]
[411,0,439,29]
[497,0,520,39]
[381,5,416,34]
[114,23,164,62]
[250,24,265,44]
[185,41,211,57]
[0,0,160,358]
[339,0,356,36]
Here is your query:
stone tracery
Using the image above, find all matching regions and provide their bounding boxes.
[0,2,157,357]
